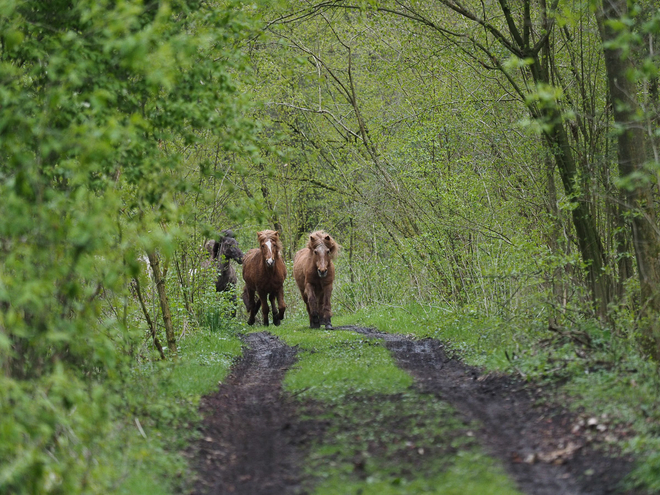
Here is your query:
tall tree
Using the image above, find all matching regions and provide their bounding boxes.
[597,0,660,356]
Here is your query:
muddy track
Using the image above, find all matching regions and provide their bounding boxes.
[340,325,637,495]
[190,327,638,495]
[190,332,302,495]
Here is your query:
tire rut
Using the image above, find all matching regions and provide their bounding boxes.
[337,325,637,495]
[190,326,638,495]
[190,331,301,495]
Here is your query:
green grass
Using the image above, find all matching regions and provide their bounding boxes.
[332,302,660,493]
[164,328,243,398]
[269,324,413,400]
[332,303,543,370]
[309,451,520,495]
[269,316,522,495]
[301,393,520,495]
[118,297,660,494]
[116,317,244,494]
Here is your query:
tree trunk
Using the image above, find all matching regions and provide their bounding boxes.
[534,93,610,317]
[598,0,660,357]
[147,251,178,357]
[174,252,193,316]
[133,278,165,360]
[615,189,634,300]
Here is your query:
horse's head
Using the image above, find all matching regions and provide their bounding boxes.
[307,231,339,278]
[218,230,244,264]
[257,230,282,268]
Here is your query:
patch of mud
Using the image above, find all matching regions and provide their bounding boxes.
[336,325,639,495]
[189,332,302,495]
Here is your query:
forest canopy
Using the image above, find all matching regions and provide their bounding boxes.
[1,0,659,493]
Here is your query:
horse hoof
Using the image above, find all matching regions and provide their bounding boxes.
[274,318,281,326]
[247,317,255,326]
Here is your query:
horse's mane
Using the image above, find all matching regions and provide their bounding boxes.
[258,230,284,258]
[307,230,340,260]
[203,239,219,259]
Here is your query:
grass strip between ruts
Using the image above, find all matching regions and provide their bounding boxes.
[269,320,521,495]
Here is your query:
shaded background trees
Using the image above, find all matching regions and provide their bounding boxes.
[243,0,660,348]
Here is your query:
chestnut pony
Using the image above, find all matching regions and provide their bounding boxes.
[241,230,287,326]
[293,230,339,329]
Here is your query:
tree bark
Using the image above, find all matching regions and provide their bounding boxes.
[542,111,610,317]
[147,251,178,357]
[132,278,165,360]
[527,50,611,317]
[598,0,660,357]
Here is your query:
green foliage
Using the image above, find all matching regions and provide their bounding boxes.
[0,0,256,492]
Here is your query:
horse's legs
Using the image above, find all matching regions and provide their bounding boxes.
[304,284,320,328]
[269,292,280,326]
[299,291,312,327]
[276,287,286,323]
[320,285,333,329]
[230,289,237,318]
[257,289,270,326]
[242,286,257,325]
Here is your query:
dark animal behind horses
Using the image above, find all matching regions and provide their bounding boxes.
[241,230,287,326]
[293,230,339,329]
[212,230,244,293]
[203,230,244,293]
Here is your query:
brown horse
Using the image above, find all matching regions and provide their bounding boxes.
[293,230,339,329]
[241,230,287,326]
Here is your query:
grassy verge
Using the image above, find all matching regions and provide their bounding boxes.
[268,318,521,494]
[331,303,541,369]
[115,316,244,494]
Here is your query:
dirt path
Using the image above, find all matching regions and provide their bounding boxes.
[190,327,638,495]
[190,332,302,495]
[342,325,637,495]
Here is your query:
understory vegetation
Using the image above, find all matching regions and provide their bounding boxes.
[2,0,660,493]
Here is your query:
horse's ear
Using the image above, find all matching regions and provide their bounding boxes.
[324,235,334,250]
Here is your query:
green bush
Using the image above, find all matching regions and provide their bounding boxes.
[0,1,255,492]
